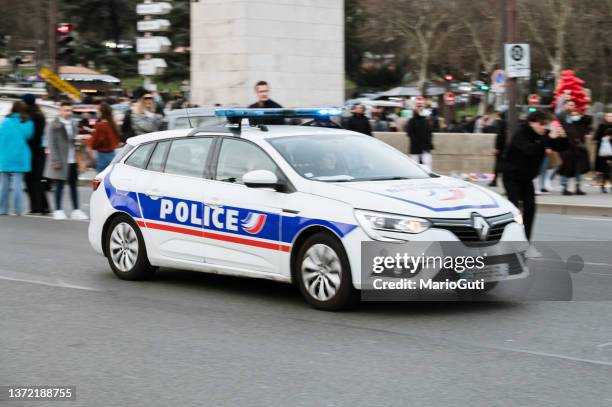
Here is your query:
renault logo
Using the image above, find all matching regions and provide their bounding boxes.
[471,213,490,241]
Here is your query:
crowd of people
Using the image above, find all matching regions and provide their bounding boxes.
[1,82,611,230]
[0,85,170,219]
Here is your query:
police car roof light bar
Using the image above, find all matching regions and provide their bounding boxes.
[214,108,342,135]
[214,108,343,119]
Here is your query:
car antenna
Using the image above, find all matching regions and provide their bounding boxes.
[185,104,194,128]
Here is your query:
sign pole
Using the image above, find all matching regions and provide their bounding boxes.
[504,0,519,145]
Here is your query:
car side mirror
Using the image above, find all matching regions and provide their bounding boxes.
[243,170,284,191]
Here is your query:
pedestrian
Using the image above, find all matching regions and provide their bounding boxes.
[594,112,612,193]
[460,115,475,133]
[474,115,487,133]
[503,110,568,240]
[43,101,88,221]
[345,104,372,136]
[489,110,506,187]
[88,103,121,173]
[248,80,284,125]
[21,94,50,215]
[556,100,592,195]
[121,87,163,140]
[407,102,434,170]
[0,101,34,216]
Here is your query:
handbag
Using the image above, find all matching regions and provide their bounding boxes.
[599,138,612,158]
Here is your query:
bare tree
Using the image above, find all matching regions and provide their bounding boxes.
[363,0,460,92]
[519,0,572,83]
[455,0,501,74]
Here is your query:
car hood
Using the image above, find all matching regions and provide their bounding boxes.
[309,176,516,219]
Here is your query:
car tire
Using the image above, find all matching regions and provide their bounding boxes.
[105,215,155,281]
[294,232,357,311]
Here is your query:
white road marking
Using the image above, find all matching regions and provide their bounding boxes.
[569,216,612,222]
[596,342,612,349]
[0,275,102,292]
[489,345,612,367]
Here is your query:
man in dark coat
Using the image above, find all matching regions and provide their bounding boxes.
[594,112,612,193]
[407,103,434,170]
[21,94,49,215]
[556,100,592,195]
[503,110,568,240]
[344,104,372,136]
[248,80,284,125]
[489,110,506,187]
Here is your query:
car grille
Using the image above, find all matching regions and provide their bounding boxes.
[430,213,515,246]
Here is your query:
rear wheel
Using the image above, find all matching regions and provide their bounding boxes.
[106,215,155,280]
[294,232,357,311]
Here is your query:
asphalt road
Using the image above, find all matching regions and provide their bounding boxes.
[2,194,612,406]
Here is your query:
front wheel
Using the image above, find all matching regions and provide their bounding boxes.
[294,232,357,311]
[106,215,155,280]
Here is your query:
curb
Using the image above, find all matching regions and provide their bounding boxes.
[537,203,612,217]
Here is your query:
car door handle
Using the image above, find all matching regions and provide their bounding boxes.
[145,189,164,199]
[207,197,222,209]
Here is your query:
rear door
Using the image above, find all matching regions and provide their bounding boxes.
[137,136,216,263]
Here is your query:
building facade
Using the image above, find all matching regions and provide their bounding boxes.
[191,0,344,107]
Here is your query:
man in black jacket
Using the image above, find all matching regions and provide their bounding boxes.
[503,110,568,240]
[344,104,372,136]
[407,103,434,170]
[248,80,284,125]
[22,94,50,215]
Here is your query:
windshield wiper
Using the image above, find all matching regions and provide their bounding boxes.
[355,176,412,181]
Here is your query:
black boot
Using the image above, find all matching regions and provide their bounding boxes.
[562,187,573,196]
[575,187,586,196]
[602,185,609,194]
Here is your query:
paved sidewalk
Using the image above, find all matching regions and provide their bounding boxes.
[476,180,612,217]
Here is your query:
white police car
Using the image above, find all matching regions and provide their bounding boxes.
[88,108,527,310]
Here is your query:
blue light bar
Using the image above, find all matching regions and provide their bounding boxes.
[214,108,342,119]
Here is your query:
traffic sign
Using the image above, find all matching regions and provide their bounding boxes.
[38,67,81,101]
[138,58,167,76]
[137,19,171,32]
[504,43,530,78]
[136,37,171,53]
[528,94,541,106]
[444,92,456,106]
[136,2,172,15]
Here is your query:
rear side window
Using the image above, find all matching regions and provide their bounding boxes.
[147,140,171,172]
[112,144,134,164]
[125,143,154,169]
[164,137,214,178]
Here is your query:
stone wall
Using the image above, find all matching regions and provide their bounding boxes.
[191,0,344,108]
[374,132,599,175]
[373,132,497,174]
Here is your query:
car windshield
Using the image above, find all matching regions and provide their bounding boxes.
[268,133,430,182]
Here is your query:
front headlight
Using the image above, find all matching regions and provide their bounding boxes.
[513,212,524,225]
[355,209,431,241]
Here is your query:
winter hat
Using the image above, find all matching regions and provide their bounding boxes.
[21,93,36,106]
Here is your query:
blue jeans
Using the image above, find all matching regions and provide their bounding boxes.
[538,156,550,190]
[0,172,25,215]
[560,173,582,188]
[96,151,115,173]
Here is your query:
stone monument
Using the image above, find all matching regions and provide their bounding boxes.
[191,0,344,107]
